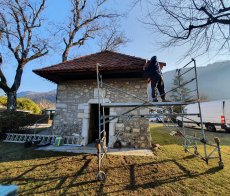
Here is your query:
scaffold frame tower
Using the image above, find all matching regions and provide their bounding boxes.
[95,59,224,181]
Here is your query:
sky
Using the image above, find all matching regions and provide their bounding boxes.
[0,0,229,95]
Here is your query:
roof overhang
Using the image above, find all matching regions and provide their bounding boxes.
[33,70,146,84]
[33,51,167,84]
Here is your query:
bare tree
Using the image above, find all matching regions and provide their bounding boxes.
[98,22,129,51]
[0,0,48,111]
[61,0,119,62]
[135,0,230,57]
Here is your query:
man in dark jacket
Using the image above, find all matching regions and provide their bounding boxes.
[144,56,169,102]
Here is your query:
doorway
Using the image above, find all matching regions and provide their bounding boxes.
[88,104,109,144]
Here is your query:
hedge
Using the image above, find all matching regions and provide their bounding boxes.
[0,97,41,114]
[0,111,49,133]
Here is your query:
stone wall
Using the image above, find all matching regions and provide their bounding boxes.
[53,78,151,148]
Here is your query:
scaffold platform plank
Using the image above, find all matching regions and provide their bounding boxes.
[103,113,200,118]
[101,101,195,107]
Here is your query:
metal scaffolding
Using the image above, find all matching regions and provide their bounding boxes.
[95,59,224,181]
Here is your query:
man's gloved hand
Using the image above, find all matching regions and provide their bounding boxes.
[143,59,149,71]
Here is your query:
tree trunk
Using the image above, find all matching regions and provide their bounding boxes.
[7,91,17,111]
[5,66,23,112]
[62,48,69,62]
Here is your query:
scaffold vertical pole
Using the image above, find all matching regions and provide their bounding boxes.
[96,63,106,181]
[178,69,187,150]
[97,63,101,141]
[193,59,208,162]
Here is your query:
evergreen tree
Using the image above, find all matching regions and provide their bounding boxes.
[170,74,192,117]
[170,74,191,102]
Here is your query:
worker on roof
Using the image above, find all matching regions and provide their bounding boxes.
[144,56,169,102]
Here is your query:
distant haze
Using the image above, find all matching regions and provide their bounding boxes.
[163,61,230,101]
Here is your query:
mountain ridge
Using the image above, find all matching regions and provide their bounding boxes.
[17,90,57,103]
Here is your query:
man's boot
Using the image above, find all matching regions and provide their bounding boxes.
[162,99,171,102]
[152,98,158,102]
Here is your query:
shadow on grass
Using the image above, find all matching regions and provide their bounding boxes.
[2,157,66,185]
[0,156,224,195]
[16,155,94,195]
[107,160,223,195]
[0,142,77,163]
[0,142,226,195]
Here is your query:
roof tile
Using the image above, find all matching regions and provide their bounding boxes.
[33,51,166,82]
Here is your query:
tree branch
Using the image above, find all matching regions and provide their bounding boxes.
[27,47,48,62]
[0,67,10,92]
[139,0,230,56]
[0,0,48,95]
[61,0,119,62]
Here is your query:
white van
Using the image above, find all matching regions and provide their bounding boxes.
[149,108,171,123]
[176,99,230,132]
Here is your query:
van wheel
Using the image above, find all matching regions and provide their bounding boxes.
[177,120,183,127]
[205,123,216,132]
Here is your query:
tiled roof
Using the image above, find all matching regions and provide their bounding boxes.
[34,51,146,72]
[33,51,166,83]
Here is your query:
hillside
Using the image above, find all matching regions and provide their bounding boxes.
[17,90,56,103]
[163,61,230,100]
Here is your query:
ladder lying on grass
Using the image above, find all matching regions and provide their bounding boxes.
[3,133,81,145]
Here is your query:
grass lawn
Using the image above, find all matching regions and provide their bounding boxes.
[1,124,230,195]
